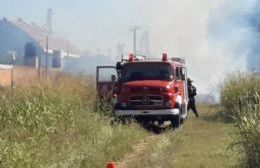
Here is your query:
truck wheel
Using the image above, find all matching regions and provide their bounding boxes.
[180,117,184,124]
[171,115,180,128]
[140,119,150,128]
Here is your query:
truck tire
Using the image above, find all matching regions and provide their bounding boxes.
[119,116,132,125]
[171,103,182,128]
[171,114,181,128]
[140,119,150,128]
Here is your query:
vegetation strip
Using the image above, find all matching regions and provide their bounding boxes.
[0,75,148,167]
[221,74,260,168]
[117,135,160,168]
[124,105,237,168]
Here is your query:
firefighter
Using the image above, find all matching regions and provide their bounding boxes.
[187,77,199,118]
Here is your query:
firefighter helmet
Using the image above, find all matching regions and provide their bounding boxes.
[187,77,194,83]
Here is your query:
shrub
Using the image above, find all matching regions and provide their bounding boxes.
[220,73,260,118]
[0,74,147,167]
[220,74,260,168]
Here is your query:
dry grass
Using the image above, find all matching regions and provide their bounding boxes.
[0,74,148,167]
[125,105,237,168]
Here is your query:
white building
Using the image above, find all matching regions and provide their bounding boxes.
[0,17,80,69]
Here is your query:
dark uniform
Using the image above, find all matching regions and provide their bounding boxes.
[187,79,199,118]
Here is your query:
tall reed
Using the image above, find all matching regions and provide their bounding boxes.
[221,74,260,168]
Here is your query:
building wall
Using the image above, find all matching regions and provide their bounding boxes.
[13,66,38,85]
[0,19,79,71]
[0,65,38,87]
[0,65,62,87]
[0,68,11,87]
[0,19,37,65]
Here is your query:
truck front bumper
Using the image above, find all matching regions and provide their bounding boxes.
[114,108,180,121]
[115,108,180,116]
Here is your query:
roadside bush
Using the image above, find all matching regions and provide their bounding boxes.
[220,73,260,118]
[220,74,260,168]
[0,74,147,167]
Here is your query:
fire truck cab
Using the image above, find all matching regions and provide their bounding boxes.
[96,53,188,127]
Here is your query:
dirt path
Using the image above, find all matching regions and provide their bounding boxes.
[116,135,161,168]
[112,105,237,168]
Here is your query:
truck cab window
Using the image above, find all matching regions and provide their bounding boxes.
[130,72,144,80]
[176,67,181,80]
[121,63,173,82]
[181,67,186,80]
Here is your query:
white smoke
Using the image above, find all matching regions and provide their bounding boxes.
[63,0,257,95]
[130,0,255,94]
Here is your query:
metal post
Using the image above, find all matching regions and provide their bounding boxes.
[121,54,124,62]
[45,35,49,79]
[37,47,41,81]
[134,29,136,55]
[11,53,16,90]
[66,41,70,70]
[130,26,141,56]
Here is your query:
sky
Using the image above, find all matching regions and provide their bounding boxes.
[0,0,225,54]
[0,0,156,52]
[1,0,259,95]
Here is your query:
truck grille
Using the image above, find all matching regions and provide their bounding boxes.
[129,95,163,106]
[130,87,161,93]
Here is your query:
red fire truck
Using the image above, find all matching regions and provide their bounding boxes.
[96,53,188,128]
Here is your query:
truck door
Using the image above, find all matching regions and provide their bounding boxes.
[175,66,188,117]
[96,66,117,102]
[181,67,188,117]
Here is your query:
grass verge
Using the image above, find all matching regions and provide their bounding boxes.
[125,104,237,168]
[0,74,148,167]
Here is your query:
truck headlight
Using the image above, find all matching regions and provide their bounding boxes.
[113,97,118,104]
[121,86,130,93]
[174,95,182,105]
[165,101,171,108]
[121,102,127,108]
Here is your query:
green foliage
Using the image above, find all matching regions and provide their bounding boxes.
[220,74,260,168]
[233,104,260,168]
[0,74,147,167]
[220,74,260,118]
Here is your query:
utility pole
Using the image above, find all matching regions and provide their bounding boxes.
[10,52,16,90]
[45,35,49,79]
[66,41,70,70]
[130,26,141,56]
[37,44,41,81]
[47,8,54,34]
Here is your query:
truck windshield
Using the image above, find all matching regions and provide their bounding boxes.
[120,63,173,82]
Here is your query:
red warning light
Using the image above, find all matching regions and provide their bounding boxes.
[129,53,134,62]
[162,53,168,61]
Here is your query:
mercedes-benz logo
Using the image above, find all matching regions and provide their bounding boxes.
[142,96,150,105]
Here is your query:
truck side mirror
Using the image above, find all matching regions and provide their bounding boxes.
[182,75,185,80]
[111,75,116,82]
[116,62,123,70]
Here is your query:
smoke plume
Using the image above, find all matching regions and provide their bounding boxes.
[64,0,259,96]
[139,0,259,94]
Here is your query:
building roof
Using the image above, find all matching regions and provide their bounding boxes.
[6,18,80,57]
